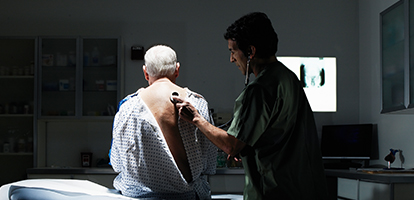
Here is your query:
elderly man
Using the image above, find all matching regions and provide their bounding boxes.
[110,45,216,200]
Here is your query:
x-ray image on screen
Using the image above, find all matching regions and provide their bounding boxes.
[300,59,325,88]
[277,56,336,112]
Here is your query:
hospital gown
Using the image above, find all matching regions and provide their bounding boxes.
[110,88,217,200]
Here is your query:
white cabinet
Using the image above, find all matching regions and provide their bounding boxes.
[381,0,414,113]
[0,37,37,185]
[209,169,244,194]
[358,181,390,200]
[38,37,121,118]
[81,38,120,117]
[338,178,391,200]
[35,37,121,168]
[337,177,414,200]
[393,183,414,199]
[39,37,77,117]
[209,174,244,194]
[0,36,121,185]
[381,1,405,113]
[338,178,359,199]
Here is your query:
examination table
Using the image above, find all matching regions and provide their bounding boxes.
[0,179,242,200]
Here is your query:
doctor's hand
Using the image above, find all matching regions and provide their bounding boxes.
[171,96,201,123]
[227,154,242,162]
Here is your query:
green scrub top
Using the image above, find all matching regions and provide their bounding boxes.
[227,61,328,200]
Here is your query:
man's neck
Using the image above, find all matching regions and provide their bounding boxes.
[252,56,277,76]
[149,77,174,85]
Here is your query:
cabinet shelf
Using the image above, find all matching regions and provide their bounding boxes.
[83,90,117,92]
[41,90,76,92]
[0,114,33,117]
[83,64,117,68]
[41,90,116,93]
[0,153,33,156]
[382,70,404,80]
[0,76,34,79]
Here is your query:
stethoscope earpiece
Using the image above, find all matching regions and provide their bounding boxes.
[245,57,250,86]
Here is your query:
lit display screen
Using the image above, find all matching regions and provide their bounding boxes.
[278,56,337,112]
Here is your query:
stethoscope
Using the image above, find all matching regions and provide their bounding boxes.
[171,57,251,129]
[244,56,251,87]
[217,56,251,129]
[170,91,232,129]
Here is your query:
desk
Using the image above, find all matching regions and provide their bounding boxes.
[325,169,414,200]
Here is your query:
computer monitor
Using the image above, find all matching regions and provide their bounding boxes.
[321,124,375,160]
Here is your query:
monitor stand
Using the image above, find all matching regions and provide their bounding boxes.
[324,160,364,169]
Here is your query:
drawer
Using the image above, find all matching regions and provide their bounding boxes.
[337,178,358,199]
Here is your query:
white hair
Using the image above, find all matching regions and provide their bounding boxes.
[144,45,177,77]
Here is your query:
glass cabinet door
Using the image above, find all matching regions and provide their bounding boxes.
[39,37,119,118]
[82,38,119,117]
[39,38,78,117]
[381,1,406,113]
[0,37,36,185]
[409,0,414,109]
[0,38,36,151]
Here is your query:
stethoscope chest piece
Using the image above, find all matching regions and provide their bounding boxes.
[170,92,179,103]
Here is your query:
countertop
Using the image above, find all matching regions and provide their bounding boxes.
[27,167,245,175]
[325,168,414,183]
[27,167,117,175]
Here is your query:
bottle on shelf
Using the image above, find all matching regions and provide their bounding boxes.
[91,47,100,66]
[3,142,10,153]
[17,138,26,153]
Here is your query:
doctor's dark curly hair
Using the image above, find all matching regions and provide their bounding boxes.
[224,12,279,59]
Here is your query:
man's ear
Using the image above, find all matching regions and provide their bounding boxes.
[143,65,149,81]
[175,62,180,78]
[248,45,257,59]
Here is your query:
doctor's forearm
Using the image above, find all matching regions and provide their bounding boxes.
[194,117,244,156]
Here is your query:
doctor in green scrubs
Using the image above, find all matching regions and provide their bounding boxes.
[173,12,329,200]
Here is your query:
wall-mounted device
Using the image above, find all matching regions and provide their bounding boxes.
[81,152,92,167]
[131,46,144,60]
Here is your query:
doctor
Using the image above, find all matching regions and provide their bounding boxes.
[173,12,329,200]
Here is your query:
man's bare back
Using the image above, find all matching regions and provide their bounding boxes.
[139,80,192,183]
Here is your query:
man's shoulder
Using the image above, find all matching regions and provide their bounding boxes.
[184,88,205,100]
[117,89,143,110]
[254,62,297,85]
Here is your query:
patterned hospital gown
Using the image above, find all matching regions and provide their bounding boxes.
[110,88,217,200]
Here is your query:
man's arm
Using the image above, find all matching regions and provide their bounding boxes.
[110,113,122,172]
[172,96,246,156]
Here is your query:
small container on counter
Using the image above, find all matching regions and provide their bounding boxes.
[81,152,93,167]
